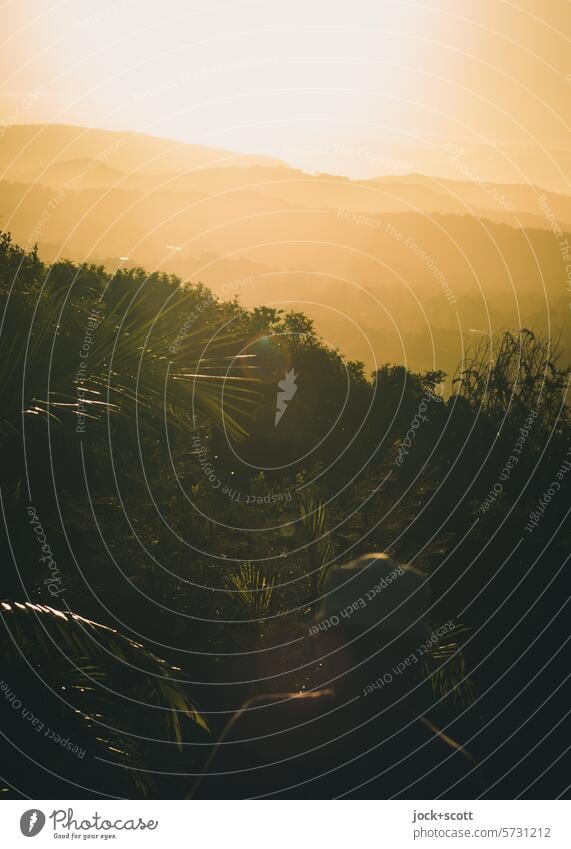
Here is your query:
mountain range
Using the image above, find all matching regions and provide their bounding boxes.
[1,124,568,376]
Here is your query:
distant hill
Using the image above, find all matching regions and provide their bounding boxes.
[3,125,569,228]
[1,124,568,375]
[373,173,571,231]
[0,124,287,181]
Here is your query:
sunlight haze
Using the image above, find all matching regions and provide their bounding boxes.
[1,0,570,187]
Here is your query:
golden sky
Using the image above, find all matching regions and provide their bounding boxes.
[1,0,570,187]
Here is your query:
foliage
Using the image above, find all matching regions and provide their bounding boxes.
[1,233,568,796]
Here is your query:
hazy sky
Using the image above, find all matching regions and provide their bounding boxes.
[1,0,570,187]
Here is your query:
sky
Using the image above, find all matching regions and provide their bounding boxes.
[1,0,570,188]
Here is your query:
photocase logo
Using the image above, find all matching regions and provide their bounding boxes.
[275,369,298,426]
[20,810,45,837]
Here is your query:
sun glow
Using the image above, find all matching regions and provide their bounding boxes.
[1,0,569,184]
[3,0,440,176]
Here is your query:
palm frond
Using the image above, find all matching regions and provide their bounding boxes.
[298,489,336,595]
[226,562,277,619]
[421,622,475,705]
[0,601,209,793]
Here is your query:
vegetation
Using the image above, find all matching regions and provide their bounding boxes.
[1,231,568,797]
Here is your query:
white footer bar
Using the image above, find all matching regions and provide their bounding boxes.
[1,799,568,848]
